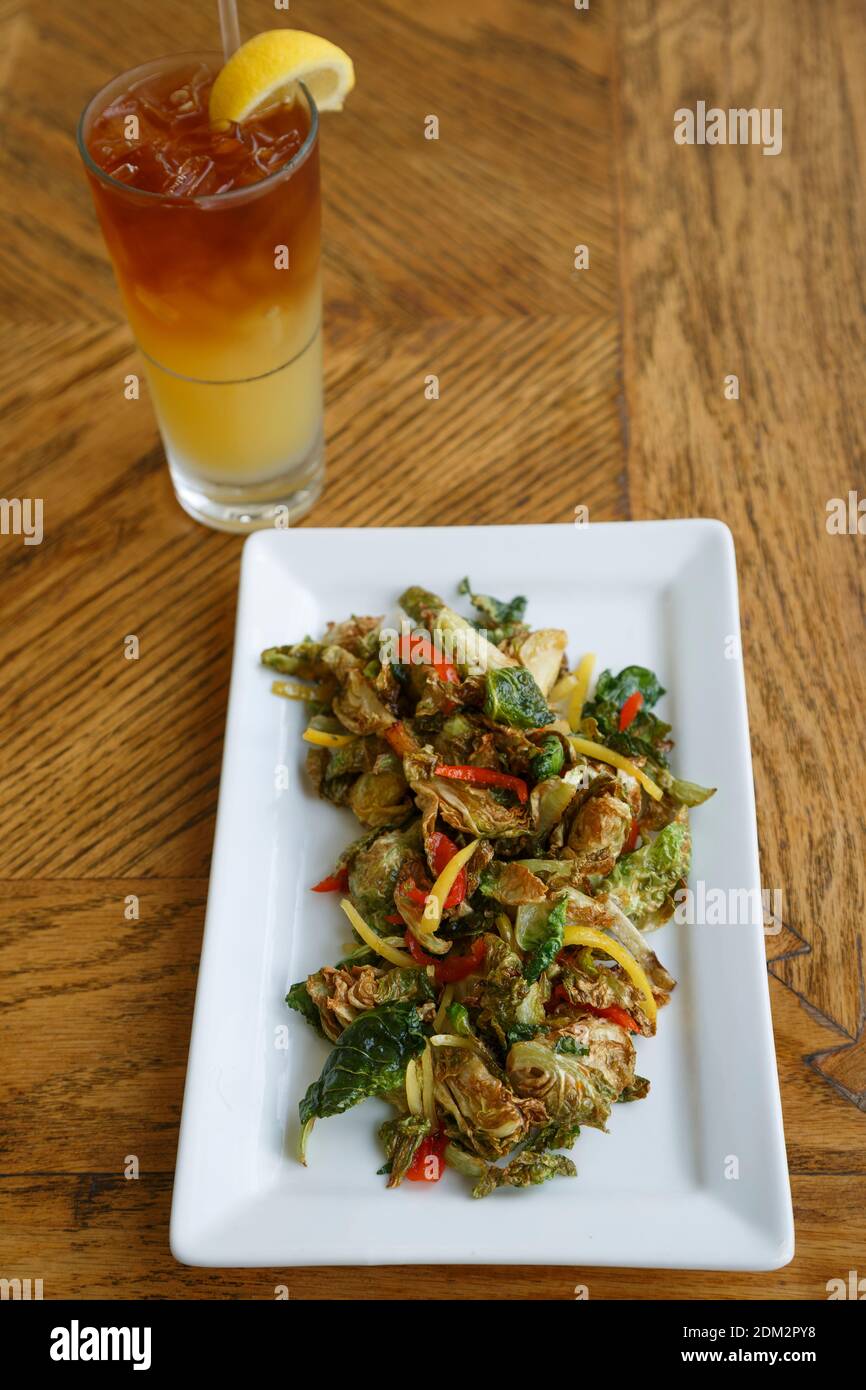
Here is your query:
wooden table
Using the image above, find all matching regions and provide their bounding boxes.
[2,0,864,1300]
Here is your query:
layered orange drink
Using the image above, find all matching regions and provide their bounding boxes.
[79,33,354,528]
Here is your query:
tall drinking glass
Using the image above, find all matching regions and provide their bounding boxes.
[78,54,323,530]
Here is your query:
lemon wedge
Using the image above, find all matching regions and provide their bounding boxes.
[209,29,355,127]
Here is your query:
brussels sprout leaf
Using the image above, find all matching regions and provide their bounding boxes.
[457,577,528,643]
[471,1148,576,1198]
[600,820,691,923]
[655,768,716,806]
[378,1113,431,1187]
[446,1001,473,1036]
[519,896,567,983]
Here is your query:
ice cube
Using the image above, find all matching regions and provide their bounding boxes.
[107,161,141,185]
[137,98,174,130]
[164,155,216,196]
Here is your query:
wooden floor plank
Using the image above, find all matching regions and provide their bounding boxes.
[617,0,866,1048]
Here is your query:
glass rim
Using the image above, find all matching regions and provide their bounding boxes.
[77,50,319,207]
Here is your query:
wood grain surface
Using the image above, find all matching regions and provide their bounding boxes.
[1,0,864,1300]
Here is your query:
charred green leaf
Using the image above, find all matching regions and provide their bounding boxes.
[583,666,671,764]
[457,577,528,644]
[285,980,325,1036]
[299,1003,426,1135]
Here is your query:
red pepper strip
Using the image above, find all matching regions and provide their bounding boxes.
[406,1131,448,1182]
[404,883,429,906]
[404,931,486,983]
[623,818,641,854]
[311,866,350,893]
[545,988,638,1032]
[618,691,644,731]
[433,935,486,984]
[585,1003,640,1033]
[385,913,405,926]
[433,763,528,805]
[404,930,437,966]
[545,983,569,1014]
[397,633,459,686]
[428,830,468,908]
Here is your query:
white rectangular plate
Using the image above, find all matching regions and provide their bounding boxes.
[171,521,794,1269]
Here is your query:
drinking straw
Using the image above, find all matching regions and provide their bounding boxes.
[218,0,241,61]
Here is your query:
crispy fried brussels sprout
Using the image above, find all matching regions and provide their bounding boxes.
[529,733,565,782]
[262,638,324,678]
[447,1001,472,1036]
[291,963,434,1043]
[478,860,548,906]
[347,825,420,927]
[332,669,396,737]
[483,666,553,729]
[399,585,515,674]
[530,775,577,840]
[348,769,412,827]
[555,949,656,1036]
[507,1016,637,1133]
[470,933,548,1051]
[415,771,530,839]
[567,789,632,877]
[432,1042,546,1160]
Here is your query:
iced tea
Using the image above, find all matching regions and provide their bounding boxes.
[78,54,322,529]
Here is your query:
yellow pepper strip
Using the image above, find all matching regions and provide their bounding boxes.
[549,671,578,705]
[562,924,657,1022]
[421,837,480,929]
[405,1057,424,1116]
[495,912,516,951]
[428,1034,476,1049]
[272,680,320,701]
[433,983,454,1031]
[569,734,663,801]
[339,899,418,968]
[302,727,355,748]
[421,1043,437,1126]
[567,653,596,730]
